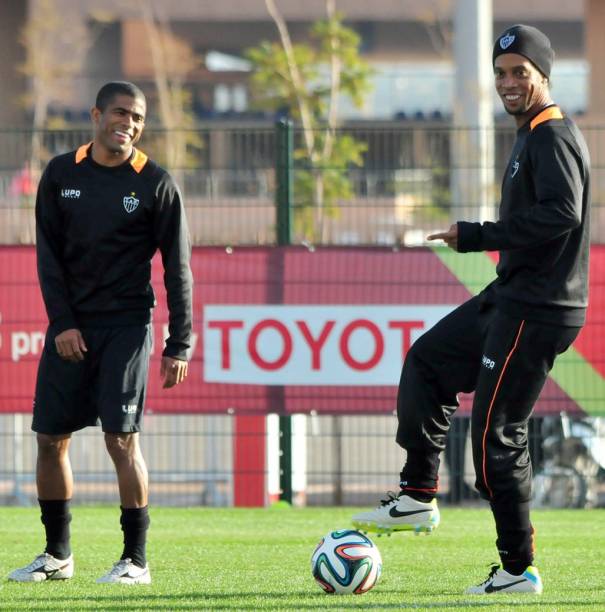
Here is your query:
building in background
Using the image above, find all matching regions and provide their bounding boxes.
[0,0,598,126]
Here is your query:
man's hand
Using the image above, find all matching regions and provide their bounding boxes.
[427,223,458,250]
[160,356,188,389]
[55,328,87,362]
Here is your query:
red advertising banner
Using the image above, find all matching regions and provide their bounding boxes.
[0,246,603,416]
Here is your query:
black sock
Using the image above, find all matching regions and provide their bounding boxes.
[39,499,71,560]
[120,506,150,568]
[491,500,534,575]
[503,560,530,576]
[399,450,440,502]
[400,489,435,503]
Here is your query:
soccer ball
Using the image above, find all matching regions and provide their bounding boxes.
[311,529,382,594]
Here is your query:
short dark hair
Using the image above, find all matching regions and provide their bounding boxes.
[95,81,146,112]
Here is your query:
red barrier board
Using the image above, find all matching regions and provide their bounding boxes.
[0,246,602,416]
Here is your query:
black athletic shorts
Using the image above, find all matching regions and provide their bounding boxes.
[32,324,153,435]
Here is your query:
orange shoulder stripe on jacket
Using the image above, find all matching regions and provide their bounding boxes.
[530,106,564,131]
[130,148,148,173]
[75,142,92,163]
[75,143,148,172]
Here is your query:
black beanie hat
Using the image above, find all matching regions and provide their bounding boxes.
[492,24,555,78]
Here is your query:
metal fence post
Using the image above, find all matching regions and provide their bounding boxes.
[276,119,293,503]
[276,119,293,244]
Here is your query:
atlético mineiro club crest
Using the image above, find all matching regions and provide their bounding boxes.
[123,192,139,213]
[500,33,515,50]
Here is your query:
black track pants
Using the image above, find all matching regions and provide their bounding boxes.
[396,294,579,564]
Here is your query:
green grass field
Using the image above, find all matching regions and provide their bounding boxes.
[0,506,603,610]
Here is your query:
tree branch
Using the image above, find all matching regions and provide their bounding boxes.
[264,0,316,158]
[322,0,341,162]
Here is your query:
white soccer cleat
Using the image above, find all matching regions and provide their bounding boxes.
[8,552,74,582]
[352,491,440,535]
[96,558,151,585]
[466,565,543,595]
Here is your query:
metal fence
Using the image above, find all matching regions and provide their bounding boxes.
[2,122,604,246]
[0,123,603,507]
[1,413,602,508]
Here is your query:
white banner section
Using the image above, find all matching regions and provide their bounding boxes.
[203,305,456,385]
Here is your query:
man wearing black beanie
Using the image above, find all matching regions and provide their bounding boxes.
[353,24,591,595]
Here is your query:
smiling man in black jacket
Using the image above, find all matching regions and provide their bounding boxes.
[352,25,590,595]
[9,82,193,585]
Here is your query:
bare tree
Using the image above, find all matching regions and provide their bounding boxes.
[17,0,110,241]
[19,1,112,159]
[136,0,202,183]
[418,0,453,58]
[264,0,317,157]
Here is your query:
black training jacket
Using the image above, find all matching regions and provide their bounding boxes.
[36,143,193,360]
[457,105,591,326]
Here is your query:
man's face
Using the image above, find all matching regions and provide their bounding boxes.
[494,53,549,117]
[92,94,146,156]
